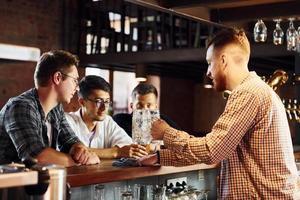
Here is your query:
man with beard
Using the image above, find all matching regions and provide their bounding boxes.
[0,50,100,166]
[138,28,300,199]
[66,75,148,159]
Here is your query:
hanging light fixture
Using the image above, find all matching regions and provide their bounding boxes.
[135,64,147,82]
[203,75,213,89]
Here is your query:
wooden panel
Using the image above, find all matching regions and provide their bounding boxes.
[162,0,293,9]
[67,159,217,187]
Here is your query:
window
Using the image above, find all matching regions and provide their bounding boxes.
[85,67,110,82]
[113,71,138,114]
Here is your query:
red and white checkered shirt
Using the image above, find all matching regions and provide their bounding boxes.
[159,72,300,199]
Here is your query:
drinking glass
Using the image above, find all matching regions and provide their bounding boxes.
[253,19,267,42]
[153,185,166,200]
[94,184,105,200]
[140,185,153,200]
[115,186,134,200]
[286,18,298,51]
[121,191,133,200]
[132,109,152,145]
[133,184,141,200]
[132,109,161,148]
[273,19,284,45]
[297,26,300,53]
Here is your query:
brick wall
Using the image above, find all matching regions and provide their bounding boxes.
[0,0,82,110]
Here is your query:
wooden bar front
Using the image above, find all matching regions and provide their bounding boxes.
[67,159,217,187]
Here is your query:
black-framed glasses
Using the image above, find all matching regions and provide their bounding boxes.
[59,71,79,85]
[86,97,112,108]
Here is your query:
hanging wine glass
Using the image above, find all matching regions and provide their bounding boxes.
[254,19,267,42]
[297,26,300,53]
[273,19,284,45]
[286,18,298,51]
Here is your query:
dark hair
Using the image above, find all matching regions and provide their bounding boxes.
[132,83,158,100]
[78,75,111,98]
[34,50,79,87]
[206,28,250,54]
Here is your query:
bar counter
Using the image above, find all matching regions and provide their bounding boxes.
[67,159,218,187]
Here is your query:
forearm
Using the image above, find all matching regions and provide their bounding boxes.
[89,147,119,159]
[163,127,194,150]
[36,147,76,167]
[161,129,213,165]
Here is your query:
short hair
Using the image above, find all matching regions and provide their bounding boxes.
[206,28,250,55]
[131,83,158,100]
[34,50,79,87]
[78,75,111,98]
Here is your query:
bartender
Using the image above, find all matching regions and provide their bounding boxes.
[139,28,300,199]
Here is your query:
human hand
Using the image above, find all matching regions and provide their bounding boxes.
[151,119,170,140]
[137,153,159,166]
[85,152,101,165]
[70,143,100,165]
[118,144,148,159]
[145,143,161,154]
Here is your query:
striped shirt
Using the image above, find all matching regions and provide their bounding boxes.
[0,88,80,164]
[159,72,300,199]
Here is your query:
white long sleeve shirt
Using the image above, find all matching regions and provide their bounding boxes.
[65,109,132,148]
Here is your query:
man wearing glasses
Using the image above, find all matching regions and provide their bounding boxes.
[0,50,100,166]
[66,75,148,159]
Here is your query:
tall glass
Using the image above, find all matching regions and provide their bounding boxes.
[132,109,160,145]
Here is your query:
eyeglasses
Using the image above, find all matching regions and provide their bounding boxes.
[86,97,112,108]
[59,71,79,85]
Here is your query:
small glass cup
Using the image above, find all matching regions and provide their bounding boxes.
[153,185,166,200]
[121,191,133,200]
[133,184,141,200]
[140,185,153,200]
[94,184,105,200]
[114,186,122,200]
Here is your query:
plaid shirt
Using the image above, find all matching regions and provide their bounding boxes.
[0,88,80,164]
[159,72,300,199]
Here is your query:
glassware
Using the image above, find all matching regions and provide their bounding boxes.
[132,109,157,145]
[253,19,267,42]
[133,184,141,200]
[273,19,284,45]
[140,185,153,200]
[286,18,298,51]
[121,191,133,200]
[297,26,300,53]
[114,186,122,200]
[115,186,134,200]
[94,184,105,200]
[153,185,166,200]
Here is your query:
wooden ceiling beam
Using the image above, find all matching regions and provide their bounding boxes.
[160,0,243,8]
[210,1,300,23]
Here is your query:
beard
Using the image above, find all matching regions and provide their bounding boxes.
[213,71,227,92]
